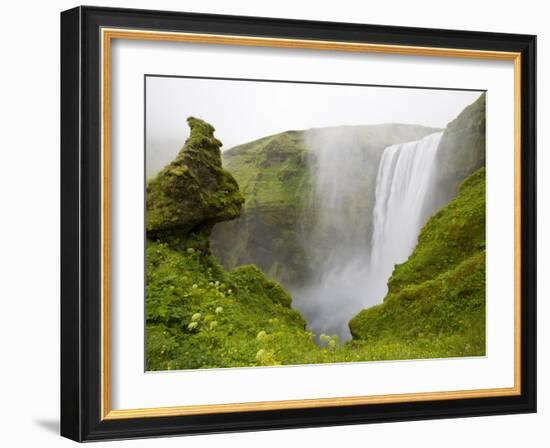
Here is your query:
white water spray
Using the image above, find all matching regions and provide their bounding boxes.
[294,131,443,341]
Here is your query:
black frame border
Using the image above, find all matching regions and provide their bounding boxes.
[61,6,536,442]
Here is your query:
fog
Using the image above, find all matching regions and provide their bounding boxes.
[294,127,377,339]
[146,76,482,176]
[295,130,445,340]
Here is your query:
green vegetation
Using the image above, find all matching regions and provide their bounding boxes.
[146,115,486,370]
[349,168,486,357]
[146,241,323,369]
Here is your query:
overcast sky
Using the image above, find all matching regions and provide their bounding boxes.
[146,76,483,176]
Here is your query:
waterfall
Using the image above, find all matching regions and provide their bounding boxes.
[293,130,443,341]
[368,131,443,304]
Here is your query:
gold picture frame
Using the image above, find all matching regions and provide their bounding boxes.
[61,6,536,442]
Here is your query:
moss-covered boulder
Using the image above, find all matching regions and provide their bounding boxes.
[146,117,244,240]
[349,168,486,357]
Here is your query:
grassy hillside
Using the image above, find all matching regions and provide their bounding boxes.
[146,242,322,369]
[348,168,486,358]
[211,124,440,287]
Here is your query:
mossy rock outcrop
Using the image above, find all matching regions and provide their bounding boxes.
[146,117,244,241]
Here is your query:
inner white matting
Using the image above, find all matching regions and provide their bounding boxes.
[110,37,515,410]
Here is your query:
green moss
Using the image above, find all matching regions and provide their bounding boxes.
[229,265,294,308]
[146,116,244,238]
[388,168,485,292]
[348,168,486,357]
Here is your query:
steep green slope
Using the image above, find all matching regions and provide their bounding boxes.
[211,124,440,287]
[210,131,311,285]
[349,168,486,357]
[146,242,321,369]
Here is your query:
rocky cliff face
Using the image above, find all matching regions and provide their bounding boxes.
[429,93,486,213]
[146,117,244,246]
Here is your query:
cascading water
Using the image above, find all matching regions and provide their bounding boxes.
[368,131,444,303]
[293,130,443,341]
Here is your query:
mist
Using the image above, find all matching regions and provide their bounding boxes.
[146,76,482,177]
[293,130,445,341]
[292,127,376,339]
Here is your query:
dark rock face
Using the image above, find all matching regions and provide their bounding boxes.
[146,117,244,242]
[430,93,486,211]
[212,204,310,287]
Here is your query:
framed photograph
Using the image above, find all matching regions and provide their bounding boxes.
[60,6,536,442]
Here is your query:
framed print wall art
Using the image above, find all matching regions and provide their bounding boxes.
[60,6,537,442]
